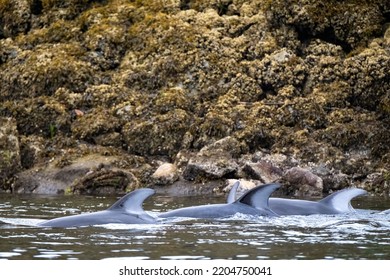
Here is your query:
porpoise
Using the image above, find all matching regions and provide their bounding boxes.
[158,182,280,219]
[227,184,368,215]
[39,188,156,228]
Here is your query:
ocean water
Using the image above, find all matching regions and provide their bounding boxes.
[0,193,389,260]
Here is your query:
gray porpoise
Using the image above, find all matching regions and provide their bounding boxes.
[38,188,156,228]
[158,182,280,219]
[227,185,367,215]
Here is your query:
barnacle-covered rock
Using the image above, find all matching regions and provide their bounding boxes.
[0,0,31,38]
[183,137,241,181]
[79,2,139,70]
[69,167,139,195]
[1,96,71,137]
[0,117,21,191]
[0,43,95,100]
[1,0,389,195]
[303,40,344,90]
[266,0,387,50]
[19,135,46,169]
[342,42,390,111]
[122,109,192,156]
[71,107,122,143]
[248,48,307,92]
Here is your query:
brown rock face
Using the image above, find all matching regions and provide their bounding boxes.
[0,117,21,191]
[0,0,389,196]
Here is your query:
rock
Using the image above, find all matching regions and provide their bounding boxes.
[342,43,390,111]
[267,0,385,50]
[183,155,238,181]
[154,179,223,196]
[0,117,21,190]
[385,25,390,45]
[199,136,244,158]
[312,165,350,193]
[13,155,139,195]
[248,48,307,92]
[71,107,121,142]
[0,0,31,38]
[151,162,179,185]
[0,0,389,196]
[69,168,138,195]
[93,132,123,148]
[0,43,96,101]
[222,178,260,199]
[19,135,46,169]
[283,166,323,196]
[183,137,241,181]
[242,160,283,183]
[1,95,72,137]
[362,172,390,196]
[303,40,344,89]
[0,38,20,64]
[122,109,192,157]
[174,150,195,171]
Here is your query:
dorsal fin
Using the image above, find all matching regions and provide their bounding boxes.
[108,188,155,213]
[380,209,390,214]
[319,188,367,212]
[236,183,280,209]
[227,181,240,204]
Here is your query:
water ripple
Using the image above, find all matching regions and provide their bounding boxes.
[1,195,389,259]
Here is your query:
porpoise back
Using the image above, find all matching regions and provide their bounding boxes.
[39,188,156,228]
[269,188,367,215]
[158,182,280,219]
[227,185,367,216]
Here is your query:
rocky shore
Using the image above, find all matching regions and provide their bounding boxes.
[1,0,389,197]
